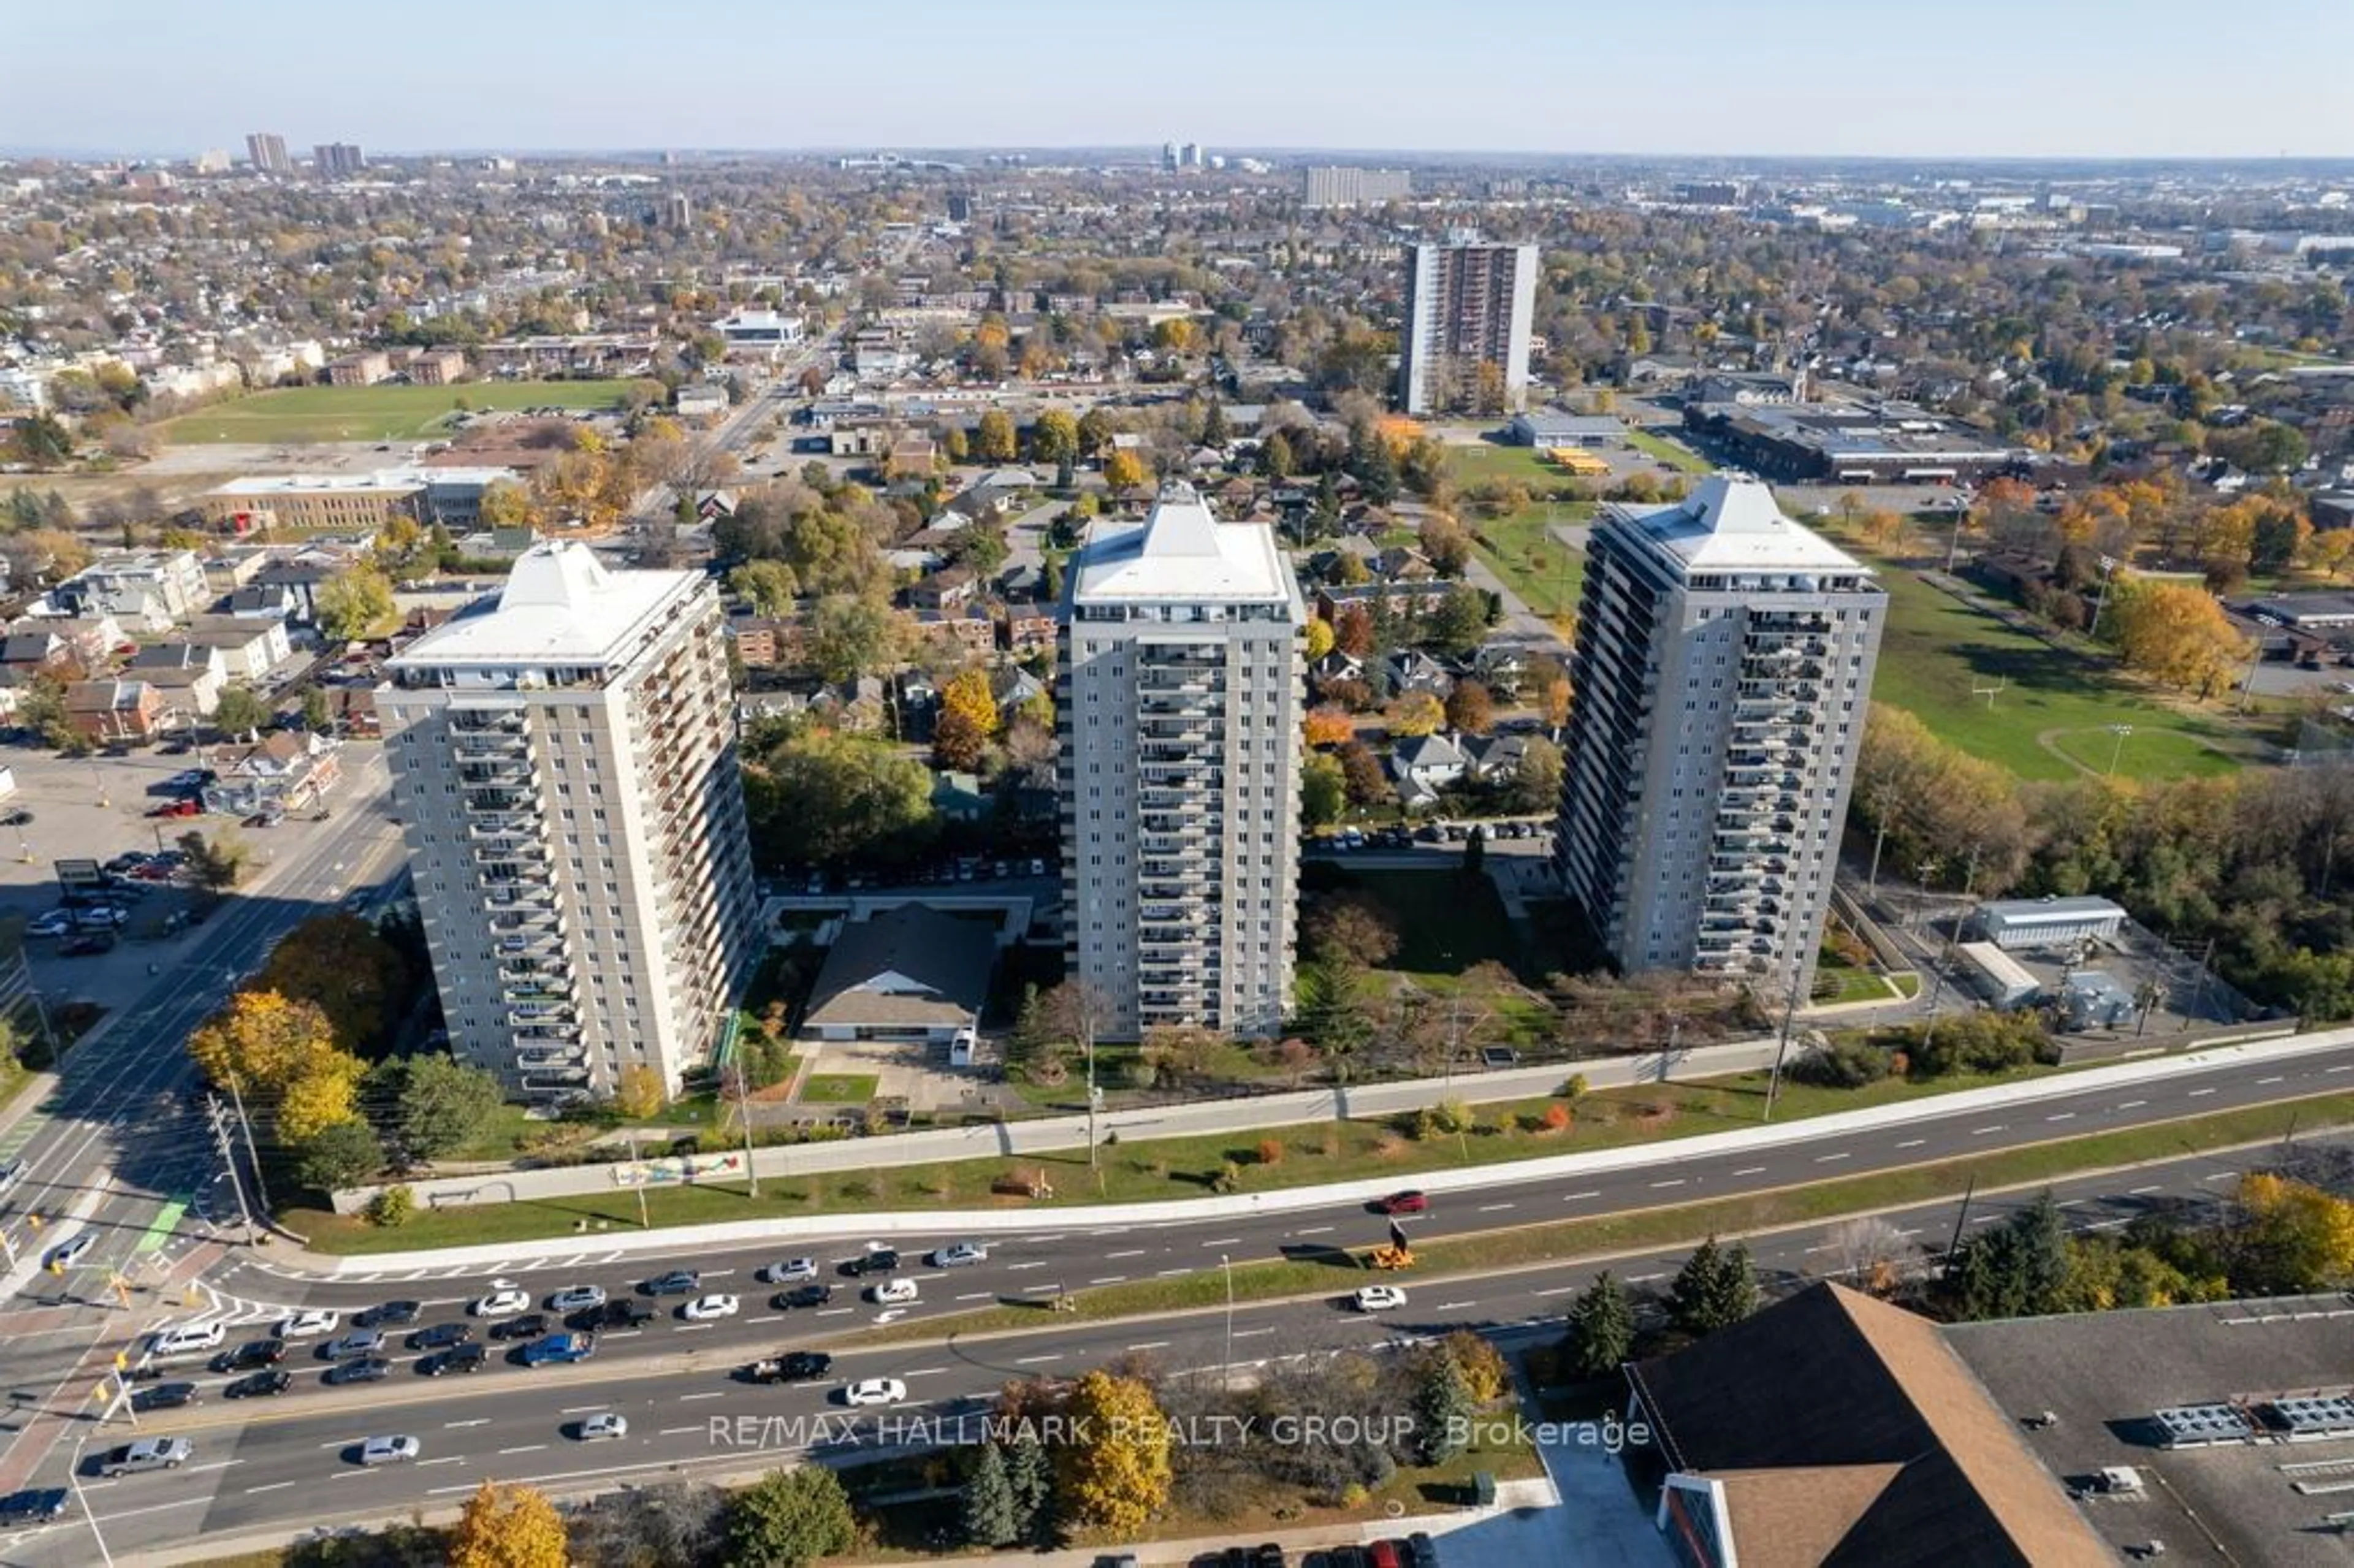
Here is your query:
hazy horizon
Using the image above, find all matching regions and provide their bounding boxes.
[12,0,2354,162]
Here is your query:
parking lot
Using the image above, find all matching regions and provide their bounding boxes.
[0,744,387,1010]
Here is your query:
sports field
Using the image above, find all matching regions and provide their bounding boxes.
[158,380,641,444]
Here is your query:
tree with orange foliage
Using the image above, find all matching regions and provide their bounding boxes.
[1304,706,1356,748]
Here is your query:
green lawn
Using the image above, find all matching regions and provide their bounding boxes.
[1866,566,2250,782]
[799,1073,880,1105]
[1336,867,1531,981]
[1467,504,1589,619]
[1444,443,1559,487]
[159,379,643,444]
[1627,428,1710,473]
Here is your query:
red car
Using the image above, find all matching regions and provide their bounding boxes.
[1376,1190,1428,1216]
[148,799,200,818]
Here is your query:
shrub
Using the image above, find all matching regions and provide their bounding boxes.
[1542,1102,1572,1132]
[365,1184,414,1228]
[1211,1160,1243,1194]
[1255,1138,1284,1166]
[1788,1037,1892,1089]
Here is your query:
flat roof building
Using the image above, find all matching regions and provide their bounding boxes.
[1686,398,2023,485]
[1061,482,1305,1038]
[801,905,996,1044]
[1398,240,1537,416]
[1974,896,2126,951]
[381,543,758,1102]
[1555,474,1885,1000]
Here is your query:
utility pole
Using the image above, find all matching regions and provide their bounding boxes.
[622,1133,650,1229]
[225,1073,272,1232]
[1762,983,1802,1121]
[1220,1253,1235,1393]
[69,1434,118,1568]
[1081,994,1101,1171]
[1942,1175,1978,1276]
[728,1035,758,1198]
[1865,784,1894,896]
[207,1095,255,1237]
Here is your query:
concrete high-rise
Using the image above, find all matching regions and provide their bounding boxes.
[313,143,365,178]
[380,543,759,1103]
[1059,482,1306,1039]
[1397,238,1537,415]
[1302,166,1411,208]
[1553,474,1886,1003]
[244,132,289,175]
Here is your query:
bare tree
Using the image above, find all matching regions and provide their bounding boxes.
[1827,1216,1914,1294]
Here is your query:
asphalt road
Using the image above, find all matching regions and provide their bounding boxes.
[9,1135,2325,1567]
[0,764,410,1486]
[171,1035,2354,1407]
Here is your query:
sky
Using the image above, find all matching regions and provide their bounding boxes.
[9,0,2354,161]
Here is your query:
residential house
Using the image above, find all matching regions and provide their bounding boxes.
[127,642,228,719]
[250,558,343,625]
[695,490,737,522]
[1472,642,1531,695]
[51,614,128,668]
[203,731,343,816]
[181,616,292,680]
[929,770,988,823]
[885,434,937,475]
[1463,731,1530,782]
[407,348,467,385]
[675,384,729,422]
[798,905,996,1046]
[64,678,162,742]
[726,615,791,670]
[1388,649,1455,698]
[1390,731,1468,809]
[807,676,888,733]
[60,550,208,632]
[1000,607,1056,658]
[1375,546,1438,582]
[915,607,996,660]
[909,567,978,612]
[223,582,299,623]
[1310,649,1366,687]
[0,628,70,675]
[988,664,1047,714]
[1314,580,1455,623]
[325,350,392,386]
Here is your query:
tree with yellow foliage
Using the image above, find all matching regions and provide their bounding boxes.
[189,991,367,1142]
[1384,690,1446,738]
[1053,1371,1171,1538]
[942,666,1000,739]
[451,1481,568,1568]
[2107,576,2251,699]
[1305,617,1336,661]
[1304,706,1355,748]
[1103,449,1150,492]
[2235,1173,2354,1293]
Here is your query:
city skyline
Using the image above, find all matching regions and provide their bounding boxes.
[13,0,2354,160]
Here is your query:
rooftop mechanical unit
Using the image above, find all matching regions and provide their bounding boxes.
[2152,1403,2260,1447]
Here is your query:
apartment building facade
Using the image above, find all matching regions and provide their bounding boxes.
[1302,166,1412,208]
[1060,483,1306,1039]
[1553,474,1885,1003]
[380,543,759,1102]
[1397,238,1538,415]
[244,132,290,175]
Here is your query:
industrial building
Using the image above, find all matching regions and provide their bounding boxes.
[1956,941,2040,1010]
[1059,482,1306,1039]
[1974,896,2127,951]
[1554,474,1885,1002]
[1684,397,2024,484]
[379,544,760,1102]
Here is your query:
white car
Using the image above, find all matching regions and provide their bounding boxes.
[577,1413,628,1441]
[278,1308,340,1339]
[867,1277,920,1306]
[842,1377,907,1407]
[319,1330,386,1361]
[758,1258,818,1284]
[1353,1285,1408,1313]
[928,1243,988,1268]
[43,1232,95,1271]
[358,1435,420,1466]
[150,1321,226,1357]
[26,910,74,938]
[471,1288,531,1318]
[546,1285,606,1313]
[680,1293,739,1322]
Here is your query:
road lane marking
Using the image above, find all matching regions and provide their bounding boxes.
[1971,1125,2005,1135]
[1198,1238,1240,1248]
[2129,1186,2163,1196]
[498,1445,547,1455]
[1157,1268,1192,1277]
[658,1425,703,1436]
[2117,1099,2147,1109]
[560,1405,608,1414]
[1437,1301,1475,1311]
[1105,1249,1148,1258]
[679,1391,725,1402]
[1534,1285,1580,1297]
[1234,1327,1274,1339]
[2328,1065,2353,1074]
[1015,1353,1063,1365]
[1650,1179,1685,1189]
[1626,1273,1663,1284]
[444,1418,490,1428]
[1476,1202,1515,1212]
[1895,1139,1925,1149]
[1291,1228,1331,1238]
[956,1292,994,1301]
[246,1482,295,1494]
[1815,1153,1849,1163]
[417,1456,465,1466]
[902,1367,947,1377]
[2047,1113,2076,1122]
[2256,1075,2284,1086]
[1089,1276,1127,1285]
[2187,1087,2216,1097]
[1731,1166,1767,1176]
[1126,1341,1170,1351]
[1004,1262,1046,1271]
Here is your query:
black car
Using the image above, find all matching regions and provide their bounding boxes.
[780,1350,832,1379]
[772,1284,834,1310]
[132,1382,199,1412]
[355,1300,421,1328]
[326,1357,391,1385]
[0,1488,66,1526]
[58,934,115,957]
[211,1338,287,1373]
[420,1343,487,1376]
[225,1370,292,1399]
[406,1322,471,1351]
[838,1249,901,1277]
[0,810,29,828]
[491,1312,549,1341]
[641,1269,699,1296]
[1404,1534,1437,1567]
[592,1299,655,1328]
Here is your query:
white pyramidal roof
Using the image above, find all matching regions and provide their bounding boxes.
[390,541,698,668]
[1073,482,1295,604]
[1622,472,1866,574]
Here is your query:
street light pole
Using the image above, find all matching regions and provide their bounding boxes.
[70,1434,117,1568]
[1762,983,1802,1121]
[1220,1252,1235,1393]
[2106,724,2133,777]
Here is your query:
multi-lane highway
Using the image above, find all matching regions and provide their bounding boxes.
[7,1134,2328,1566]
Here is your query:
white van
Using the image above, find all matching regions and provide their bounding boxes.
[151,1321,226,1358]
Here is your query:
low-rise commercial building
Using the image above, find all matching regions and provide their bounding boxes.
[1974,896,2127,951]
[799,905,995,1045]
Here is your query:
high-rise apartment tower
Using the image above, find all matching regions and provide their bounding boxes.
[1397,238,1537,415]
[1059,483,1305,1039]
[244,132,290,175]
[380,544,759,1102]
[1553,474,1886,1003]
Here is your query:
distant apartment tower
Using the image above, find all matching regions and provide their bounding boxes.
[380,544,759,1103]
[1396,238,1537,415]
[313,142,365,177]
[658,192,693,229]
[244,132,290,175]
[1059,483,1306,1039]
[1553,474,1885,1003]
[1302,166,1411,208]
[1161,141,1181,172]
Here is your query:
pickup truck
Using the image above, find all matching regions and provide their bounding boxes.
[744,1351,832,1384]
[518,1331,595,1367]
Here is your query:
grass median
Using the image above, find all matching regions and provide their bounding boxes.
[844,1090,2354,1345]
[283,1062,2076,1255]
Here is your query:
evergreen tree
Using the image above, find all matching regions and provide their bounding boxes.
[1668,1236,1760,1336]
[1564,1271,1634,1378]
[960,1442,1019,1548]
[1412,1350,1476,1464]
[1954,1189,2071,1320]
[1202,399,1230,446]
[1004,1431,1053,1545]
[2013,1190,2070,1312]
[1461,829,1486,880]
